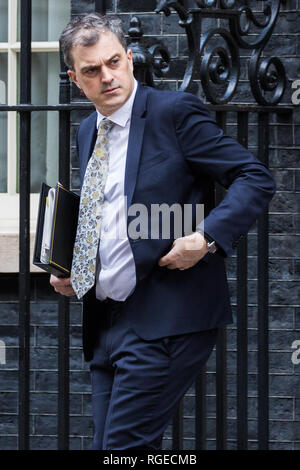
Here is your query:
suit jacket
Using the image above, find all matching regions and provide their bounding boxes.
[76,83,276,361]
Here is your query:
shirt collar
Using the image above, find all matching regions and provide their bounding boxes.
[96,79,138,129]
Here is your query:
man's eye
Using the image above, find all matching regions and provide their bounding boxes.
[86,68,97,75]
[111,59,119,65]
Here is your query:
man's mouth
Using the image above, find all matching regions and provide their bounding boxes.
[102,86,119,95]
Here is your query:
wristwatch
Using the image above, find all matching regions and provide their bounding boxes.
[196,229,218,254]
[206,239,217,254]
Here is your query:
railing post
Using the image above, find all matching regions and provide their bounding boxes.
[195,368,206,449]
[57,50,71,450]
[172,399,184,450]
[236,111,249,450]
[95,0,106,14]
[257,112,270,450]
[215,111,228,450]
[18,0,32,451]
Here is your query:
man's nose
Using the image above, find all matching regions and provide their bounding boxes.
[101,66,113,83]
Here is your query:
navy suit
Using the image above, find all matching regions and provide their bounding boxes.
[76,83,275,449]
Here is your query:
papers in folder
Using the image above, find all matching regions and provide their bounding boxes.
[40,187,56,264]
[33,182,80,277]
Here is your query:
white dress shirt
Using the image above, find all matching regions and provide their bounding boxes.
[95,79,138,301]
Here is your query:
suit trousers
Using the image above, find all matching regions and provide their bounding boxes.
[89,298,218,450]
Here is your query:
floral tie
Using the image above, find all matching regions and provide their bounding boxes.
[71,119,114,299]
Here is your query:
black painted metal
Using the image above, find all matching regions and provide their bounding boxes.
[0,104,94,111]
[214,111,227,450]
[95,0,106,15]
[18,0,32,451]
[155,1,286,105]
[172,400,184,450]
[128,17,170,87]
[215,328,227,449]
[195,369,206,449]
[236,112,248,449]
[57,53,71,450]
[57,297,70,450]
[257,112,270,450]
[0,103,293,114]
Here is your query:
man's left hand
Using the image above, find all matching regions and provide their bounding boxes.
[158,232,208,270]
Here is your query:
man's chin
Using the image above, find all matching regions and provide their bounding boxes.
[97,98,123,115]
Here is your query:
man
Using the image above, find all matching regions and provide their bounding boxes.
[51,13,276,450]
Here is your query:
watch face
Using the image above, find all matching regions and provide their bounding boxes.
[207,241,217,253]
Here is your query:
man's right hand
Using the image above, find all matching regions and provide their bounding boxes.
[50,275,76,297]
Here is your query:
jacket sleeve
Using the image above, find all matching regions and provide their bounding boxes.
[174,92,276,257]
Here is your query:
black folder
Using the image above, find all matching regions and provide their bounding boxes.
[33,182,80,277]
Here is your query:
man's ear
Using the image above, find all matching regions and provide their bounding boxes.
[67,69,80,88]
[127,49,133,72]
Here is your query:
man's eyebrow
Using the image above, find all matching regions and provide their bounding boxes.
[81,65,99,73]
[80,54,121,73]
[106,53,121,63]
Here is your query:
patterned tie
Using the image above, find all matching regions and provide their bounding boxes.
[71,118,114,299]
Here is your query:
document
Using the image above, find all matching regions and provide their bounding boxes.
[33,182,80,277]
[40,187,56,264]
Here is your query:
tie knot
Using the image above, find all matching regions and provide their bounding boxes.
[98,118,114,136]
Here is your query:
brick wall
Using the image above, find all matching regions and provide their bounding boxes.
[0,0,299,450]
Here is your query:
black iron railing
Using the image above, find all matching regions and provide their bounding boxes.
[18,0,32,451]
[0,0,293,450]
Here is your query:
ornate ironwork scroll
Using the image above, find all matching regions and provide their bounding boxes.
[128,17,170,87]
[128,0,286,105]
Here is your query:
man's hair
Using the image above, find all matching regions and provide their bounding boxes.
[60,12,127,70]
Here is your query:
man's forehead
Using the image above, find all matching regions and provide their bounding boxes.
[72,33,124,63]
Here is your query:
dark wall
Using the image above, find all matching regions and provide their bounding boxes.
[0,0,299,450]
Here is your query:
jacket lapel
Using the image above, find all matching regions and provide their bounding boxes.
[80,85,148,209]
[124,84,148,213]
[80,112,97,187]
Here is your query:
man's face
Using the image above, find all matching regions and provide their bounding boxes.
[67,31,134,116]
